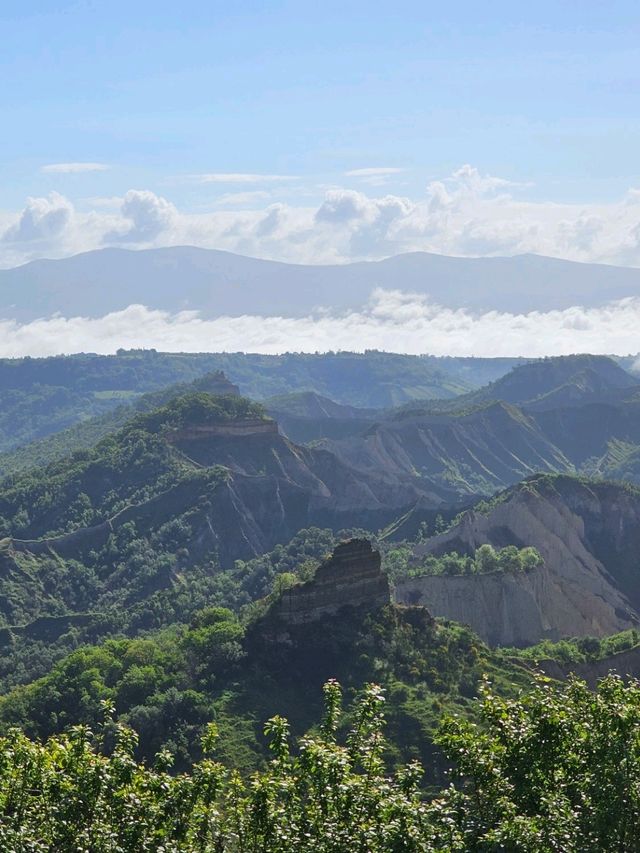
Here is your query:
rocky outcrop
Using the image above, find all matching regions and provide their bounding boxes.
[395,476,640,646]
[275,539,390,624]
[194,371,240,398]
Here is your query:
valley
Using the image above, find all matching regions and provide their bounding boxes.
[6,7,640,844]
[0,348,640,780]
[0,345,640,849]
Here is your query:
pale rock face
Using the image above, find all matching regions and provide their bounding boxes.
[395,478,640,646]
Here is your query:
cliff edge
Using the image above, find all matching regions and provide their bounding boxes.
[395,476,640,645]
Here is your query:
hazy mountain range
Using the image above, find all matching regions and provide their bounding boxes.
[2,246,640,321]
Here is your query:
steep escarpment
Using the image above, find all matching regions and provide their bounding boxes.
[163,399,461,521]
[0,389,445,630]
[303,356,640,495]
[265,392,379,443]
[274,539,390,625]
[395,476,640,645]
[530,400,640,469]
[327,402,571,498]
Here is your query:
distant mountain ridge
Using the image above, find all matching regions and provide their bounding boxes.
[469,354,639,410]
[4,353,640,495]
[3,246,640,321]
[0,350,482,460]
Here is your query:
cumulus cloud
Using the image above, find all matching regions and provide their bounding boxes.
[3,163,640,269]
[254,204,286,238]
[107,190,178,243]
[1,192,73,244]
[41,162,109,174]
[0,290,638,358]
[447,163,529,196]
[315,189,414,256]
[315,189,372,224]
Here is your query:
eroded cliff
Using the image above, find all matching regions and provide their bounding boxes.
[395,476,640,645]
[275,539,391,625]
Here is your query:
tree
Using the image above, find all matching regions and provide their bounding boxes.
[0,683,432,851]
[3,675,640,850]
[433,674,640,851]
[474,543,498,574]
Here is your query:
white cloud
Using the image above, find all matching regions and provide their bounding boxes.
[447,163,529,195]
[192,173,299,184]
[316,189,373,223]
[1,192,73,244]
[254,204,286,238]
[41,162,109,174]
[344,167,406,187]
[0,290,638,358]
[106,190,178,243]
[3,163,640,269]
[315,189,414,256]
[345,167,405,177]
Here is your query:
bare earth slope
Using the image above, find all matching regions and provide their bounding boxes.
[395,476,640,645]
[326,402,572,498]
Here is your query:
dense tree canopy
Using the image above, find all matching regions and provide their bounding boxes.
[2,675,639,851]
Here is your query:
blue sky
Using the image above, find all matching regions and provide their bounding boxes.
[1,1,640,268]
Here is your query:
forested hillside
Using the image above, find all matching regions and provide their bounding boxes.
[1,353,640,850]
[0,349,481,456]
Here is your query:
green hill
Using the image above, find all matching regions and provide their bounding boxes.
[0,542,531,778]
[0,350,479,458]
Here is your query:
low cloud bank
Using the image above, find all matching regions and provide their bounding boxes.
[0,289,638,359]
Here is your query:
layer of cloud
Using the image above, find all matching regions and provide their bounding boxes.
[4,164,640,269]
[0,289,638,358]
[191,173,299,184]
[345,167,405,177]
[41,162,109,174]
[344,166,406,187]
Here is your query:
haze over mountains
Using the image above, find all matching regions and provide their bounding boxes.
[3,246,640,321]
